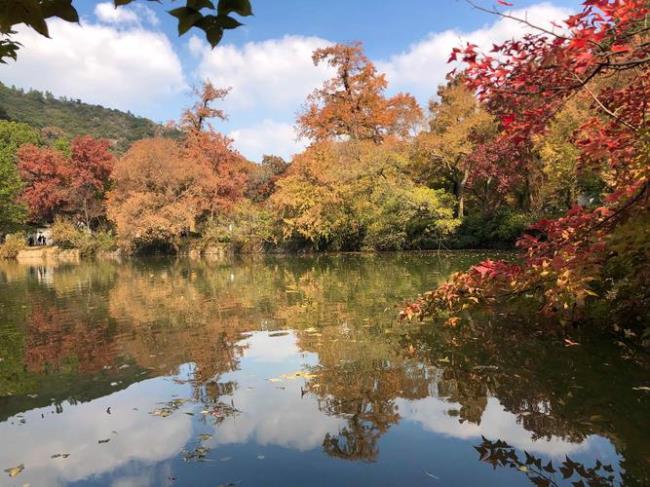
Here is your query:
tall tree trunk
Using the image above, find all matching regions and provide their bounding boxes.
[456,169,469,218]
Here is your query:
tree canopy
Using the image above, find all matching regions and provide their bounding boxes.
[297,43,422,144]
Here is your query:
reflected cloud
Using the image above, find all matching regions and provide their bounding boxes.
[208,332,347,451]
[397,396,595,457]
[0,379,192,486]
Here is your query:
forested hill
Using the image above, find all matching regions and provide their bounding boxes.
[0,83,177,152]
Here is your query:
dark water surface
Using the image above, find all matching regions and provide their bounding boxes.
[0,253,648,486]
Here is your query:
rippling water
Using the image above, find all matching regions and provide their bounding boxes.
[0,253,647,486]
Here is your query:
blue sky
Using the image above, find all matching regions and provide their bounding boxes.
[3,0,579,161]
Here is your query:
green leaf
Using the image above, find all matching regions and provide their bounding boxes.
[169,7,203,36]
[217,0,253,17]
[188,0,216,10]
[216,14,243,30]
[205,26,223,47]
[3,0,50,37]
[41,0,79,23]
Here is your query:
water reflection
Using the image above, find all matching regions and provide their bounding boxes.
[0,255,647,486]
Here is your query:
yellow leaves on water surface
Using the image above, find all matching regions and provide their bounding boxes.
[5,464,24,477]
[267,370,318,382]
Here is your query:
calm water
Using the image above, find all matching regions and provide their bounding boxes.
[0,253,648,487]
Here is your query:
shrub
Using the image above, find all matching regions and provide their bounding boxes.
[51,219,117,257]
[453,210,535,248]
[0,233,25,259]
[199,201,277,254]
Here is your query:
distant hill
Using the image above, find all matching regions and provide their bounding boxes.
[0,83,178,153]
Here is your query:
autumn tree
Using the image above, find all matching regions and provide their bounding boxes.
[107,138,215,251]
[297,43,422,144]
[412,80,495,217]
[533,97,596,214]
[108,82,247,251]
[245,154,289,202]
[270,140,458,251]
[181,81,248,216]
[405,0,650,337]
[18,135,114,227]
[67,136,114,228]
[0,121,39,233]
[18,144,70,224]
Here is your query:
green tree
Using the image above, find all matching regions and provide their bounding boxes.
[0,120,39,233]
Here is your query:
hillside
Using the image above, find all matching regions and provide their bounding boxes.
[0,83,177,153]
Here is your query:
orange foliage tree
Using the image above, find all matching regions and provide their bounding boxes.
[107,138,215,251]
[297,42,422,144]
[182,82,248,216]
[108,82,248,251]
[18,135,114,227]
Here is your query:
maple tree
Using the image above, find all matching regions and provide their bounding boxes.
[297,43,422,144]
[404,0,650,337]
[18,135,114,226]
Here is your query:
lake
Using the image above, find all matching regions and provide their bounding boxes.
[0,253,648,486]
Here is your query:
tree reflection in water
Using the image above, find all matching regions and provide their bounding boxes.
[474,437,616,487]
[0,255,647,486]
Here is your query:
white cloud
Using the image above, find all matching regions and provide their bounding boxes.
[378,3,572,101]
[229,120,303,161]
[95,2,139,25]
[4,19,186,119]
[191,34,334,111]
[95,2,159,27]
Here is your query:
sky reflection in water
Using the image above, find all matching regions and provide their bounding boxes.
[0,254,647,486]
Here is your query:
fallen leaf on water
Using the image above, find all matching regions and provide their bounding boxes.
[182,446,210,462]
[424,471,439,480]
[98,439,110,444]
[564,338,580,347]
[199,434,212,441]
[280,370,317,380]
[5,464,24,477]
[50,454,70,459]
[518,466,528,472]
[268,331,289,337]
